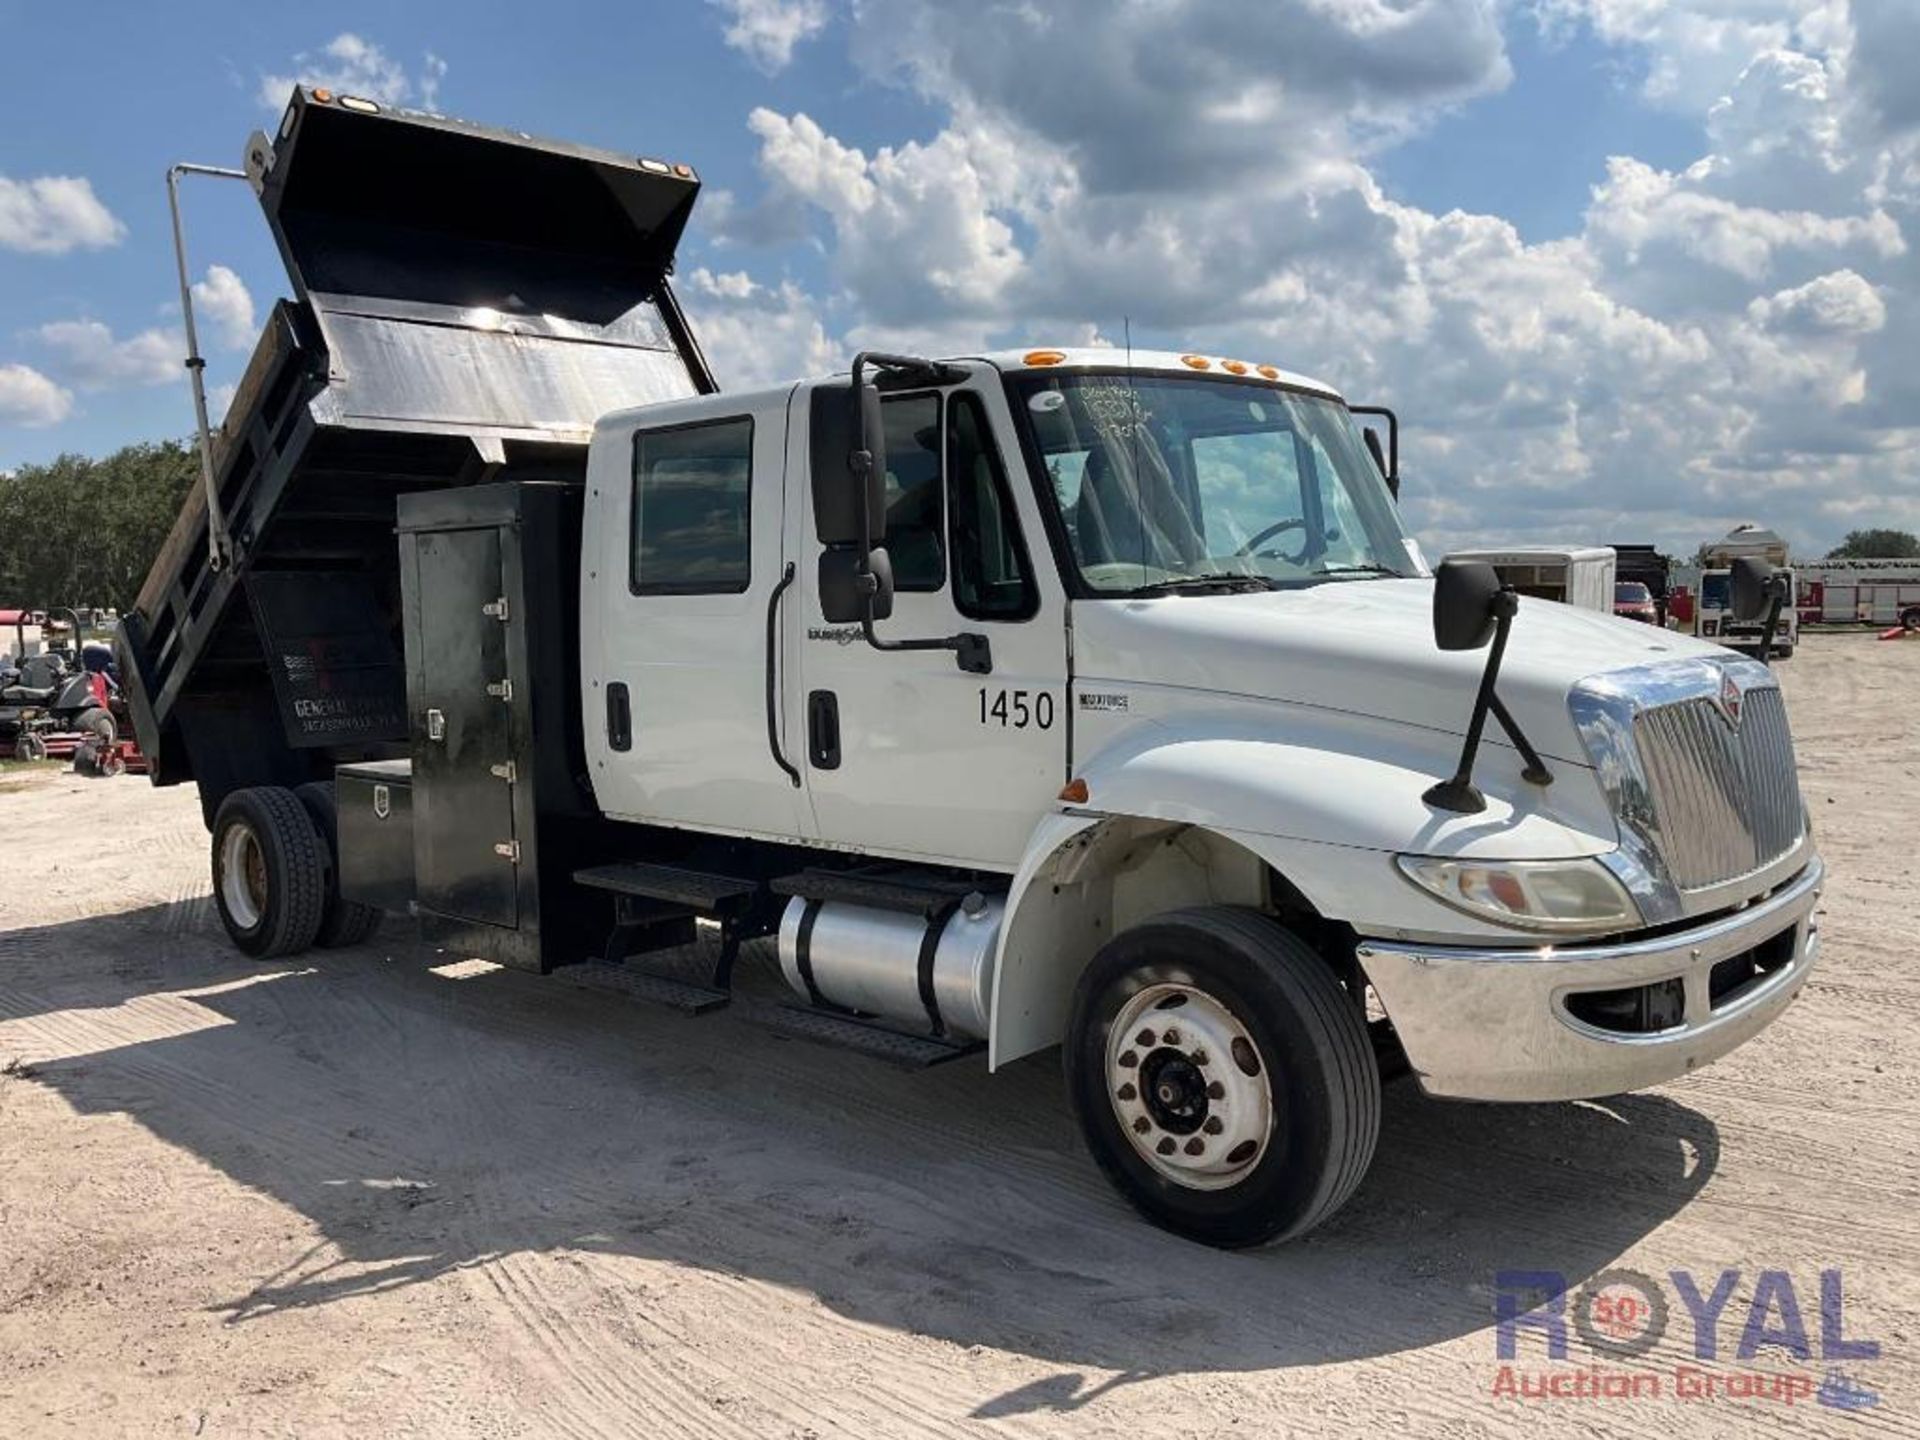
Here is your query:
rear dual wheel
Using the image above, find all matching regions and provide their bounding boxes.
[1065,907,1380,1248]
[212,787,328,959]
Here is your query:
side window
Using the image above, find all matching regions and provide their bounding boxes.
[630,417,753,594]
[947,392,1037,620]
[881,393,944,591]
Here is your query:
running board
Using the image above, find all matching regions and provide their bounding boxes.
[755,1005,982,1070]
[556,959,731,1015]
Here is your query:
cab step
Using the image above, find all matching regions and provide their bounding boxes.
[556,958,731,1015]
[573,862,762,911]
[770,866,992,919]
[755,1004,983,1070]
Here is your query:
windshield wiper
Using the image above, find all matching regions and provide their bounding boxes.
[1314,563,1403,579]
[1130,573,1276,596]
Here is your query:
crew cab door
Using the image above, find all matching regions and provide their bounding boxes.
[581,392,808,839]
[795,376,1068,869]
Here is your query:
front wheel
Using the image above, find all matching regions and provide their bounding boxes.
[1065,907,1380,1247]
[1902,607,1920,633]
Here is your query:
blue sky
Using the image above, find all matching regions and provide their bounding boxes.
[3,1,1917,558]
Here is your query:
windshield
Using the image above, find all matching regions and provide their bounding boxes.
[1701,572,1731,609]
[1011,371,1413,594]
[1615,582,1651,603]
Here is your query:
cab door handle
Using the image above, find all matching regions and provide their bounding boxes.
[808,690,840,769]
[606,682,631,752]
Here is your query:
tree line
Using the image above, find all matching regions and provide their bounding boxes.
[0,440,199,612]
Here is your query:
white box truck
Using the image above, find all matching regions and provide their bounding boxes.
[122,91,1823,1248]
[1447,545,1617,612]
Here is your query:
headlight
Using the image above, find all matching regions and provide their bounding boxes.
[1395,855,1639,934]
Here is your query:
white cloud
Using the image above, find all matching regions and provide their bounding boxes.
[191,265,256,350]
[0,363,74,427]
[30,320,181,390]
[710,0,830,73]
[0,175,125,255]
[683,266,839,388]
[1748,269,1886,336]
[711,0,1920,555]
[258,34,445,111]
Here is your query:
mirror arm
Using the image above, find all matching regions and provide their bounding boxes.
[1754,584,1786,666]
[1350,403,1399,500]
[1425,589,1551,814]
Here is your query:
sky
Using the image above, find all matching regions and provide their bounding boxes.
[3,0,1919,561]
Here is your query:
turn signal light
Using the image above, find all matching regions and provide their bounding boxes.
[1059,778,1090,804]
[1180,354,1211,370]
[1024,349,1067,366]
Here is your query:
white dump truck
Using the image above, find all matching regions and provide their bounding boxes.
[123,91,1822,1247]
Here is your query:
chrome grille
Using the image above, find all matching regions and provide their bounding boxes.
[1633,687,1803,891]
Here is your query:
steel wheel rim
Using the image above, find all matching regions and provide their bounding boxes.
[220,822,267,930]
[1106,982,1274,1190]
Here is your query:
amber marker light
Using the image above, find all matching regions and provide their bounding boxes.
[1059,778,1090,804]
[1257,364,1281,380]
[1222,359,1249,375]
[1180,354,1211,370]
[1024,349,1067,366]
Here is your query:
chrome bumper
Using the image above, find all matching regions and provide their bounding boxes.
[1357,855,1823,1102]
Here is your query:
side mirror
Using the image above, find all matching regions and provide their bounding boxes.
[1351,404,1400,502]
[819,545,894,625]
[1432,558,1505,651]
[809,381,887,547]
[1730,556,1777,621]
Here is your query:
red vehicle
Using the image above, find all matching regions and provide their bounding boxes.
[1613,580,1659,624]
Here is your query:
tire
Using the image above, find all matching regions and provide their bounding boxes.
[1903,607,1920,633]
[14,732,47,762]
[211,786,328,959]
[74,706,115,744]
[1065,906,1380,1248]
[72,739,100,776]
[295,781,383,948]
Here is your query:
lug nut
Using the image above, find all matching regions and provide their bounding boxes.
[1191,1050,1208,1066]
[1132,1116,1152,1134]
[1116,1082,1137,1101]
[1136,1029,1156,1047]
[1118,1049,1139,1068]
[1161,1027,1181,1046]
[1207,1081,1225,1100]
[1202,1116,1223,1135]
[1184,1138,1205,1156]
[1156,1137,1177,1156]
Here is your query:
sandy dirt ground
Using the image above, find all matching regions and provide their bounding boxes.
[1,634,1915,1438]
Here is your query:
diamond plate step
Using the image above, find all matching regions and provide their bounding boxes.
[754,1005,982,1070]
[557,959,730,1015]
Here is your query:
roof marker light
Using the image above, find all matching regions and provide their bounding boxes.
[1180,354,1211,370]
[1024,349,1067,366]
[311,88,334,104]
[1257,364,1280,380]
[673,163,694,179]
[640,158,672,174]
[1222,359,1248,375]
[338,95,380,114]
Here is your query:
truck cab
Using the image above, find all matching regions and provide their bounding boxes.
[127,94,1823,1249]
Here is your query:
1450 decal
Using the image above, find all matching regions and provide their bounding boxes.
[978,688,1056,730]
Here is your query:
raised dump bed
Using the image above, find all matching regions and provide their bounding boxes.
[119,87,712,820]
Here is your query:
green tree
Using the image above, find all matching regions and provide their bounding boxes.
[1826,528,1920,559]
[0,439,200,611]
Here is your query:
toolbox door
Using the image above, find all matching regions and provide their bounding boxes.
[410,526,519,928]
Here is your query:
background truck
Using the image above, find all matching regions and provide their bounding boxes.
[123,90,1823,1248]
[1445,545,1616,612]
[1795,558,1920,629]
[1698,567,1799,657]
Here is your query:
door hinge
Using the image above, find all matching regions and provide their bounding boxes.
[489,761,517,783]
[482,596,510,622]
[493,839,521,864]
[486,679,514,701]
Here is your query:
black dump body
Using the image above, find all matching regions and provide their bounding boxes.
[1612,543,1672,615]
[120,89,712,821]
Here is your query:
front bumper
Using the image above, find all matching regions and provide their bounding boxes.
[1357,855,1823,1102]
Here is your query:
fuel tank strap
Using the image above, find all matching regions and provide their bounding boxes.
[915,899,964,1039]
